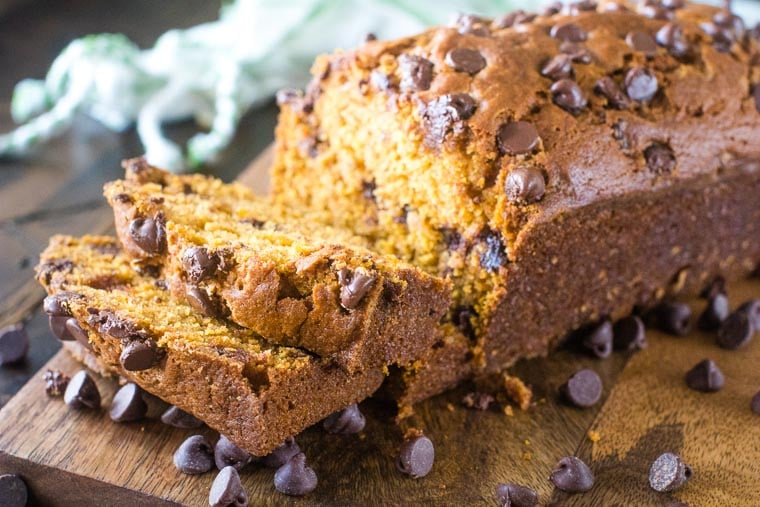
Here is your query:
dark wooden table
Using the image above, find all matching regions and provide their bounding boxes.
[0,0,277,407]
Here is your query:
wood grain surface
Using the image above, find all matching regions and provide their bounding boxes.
[0,150,758,506]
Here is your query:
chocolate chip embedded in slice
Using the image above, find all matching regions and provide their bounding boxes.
[716,311,753,349]
[215,435,253,471]
[541,54,574,80]
[337,268,376,310]
[64,370,101,409]
[128,215,166,254]
[0,474,27,507]
[595,77,631,109]
[110,382,148,422]
[751,391,760,415]
[559,42,593,63]
[582,320,613,359]
[444,48,487,75]
[0,324,29,366]
[274,453,318,496]
[550,79,588,113]
[397,54,434,92]
[396,435,435,479]
[550,22,587,42]
[737,299,760,331]
[649,301,692,336]
[44,369,70,397]
[698,293,729,331]
[497,121,541,156]
[182,246,219,283]
[649,452,692,492]
[638,3,674,20]
[644,143,676,174]
[550,456,594,493]
[626,31,658,56]
[209,466,248,507]
[656,23,689,57]
[494,482,538,507]
[685,359,725,392]
[262,437,301,468]
[505,165,545,205]
[161,405,204,429]
[625,67,658,103]
[174,435,214,475]
[120,339,159,371]
[613,316,648,351]
[421,93,478,144]
[323,403,366,434]
[561,368,602,408]
[186,286,221,319]
[65,318,93,350]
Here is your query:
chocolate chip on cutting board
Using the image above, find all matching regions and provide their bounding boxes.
[685,359,725,392]
[209,466,248,507]
[110,382,148,422]
[215,435,253,471]
[323,403,366,434]
[64,370,101,410]
[396,434,435,478]
[561,368,603,408]
[174,435,215,475]
[494,482,539,507]
[0,324,29,366]
[649,452,692,492]
[550,456,594,492]
[274,453,318,496]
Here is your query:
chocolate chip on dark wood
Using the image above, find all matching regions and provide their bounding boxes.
[752,391,760,414]
[717,311,753,349]
[644,143,676,174]
[582,320,613,359]
[613,316,648,351]
[697,293,729,331]
[128,215,166,254]
[626,31,658,56]
[262,437,301,468]
[561,368,602,407]
[550,22,587,42]
[737,299,760,331]
[323,403,366,434]
[550,456,594,492]
[209,466,248,507]
[649,452,692,492]
[120,339,159,371]
[505,165,545,204]
[174,435,214,474]
[161,405,204,428]
[497,121,540,155]
[274,453,318,496]
[550,79,588,112]
[44,369,70,397]
[444,48,486,75]
[595,77,631,109]
[65,318,93,350]
[655,23,689,57]
[186,286,221,318]
[479,229,508,272]
[494,483,538,507]
[649,301,691,336]
[685,359,725,392]
[182,246,218,283]
[337,268,376,310]
[110,383,147,422]
[462,391,495,410]
[559,42,593,63]
[0,474,27,507]
[625,67,658,103]
[541,54,574,80]
[215,435,252,471]
[0,324,28,366]
[64,370,101,409]
[397,435,435,478]
[398,54,434,92]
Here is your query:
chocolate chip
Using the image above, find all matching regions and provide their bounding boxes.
[648,301,691,336]
[753,85,760,114]
[662,0,685,8]
[444,48,486,75]
[161,405,204,428]
[494,483,538,507]
[713,10,745,38]
[698,293,729,331]
[462,391,495,410]
[603,1,628,11]
[685,359,725,392]
[656,23,689,57]
[649,452,692,492]
[582,320,613,358]
[370,70,391,91]
[613,316,648,351]
[174,435,214,475]
[37,259,74,284]
[65,318,93,350]
[701,21,735,52]
[505,165,545,204]
[92,311,148,341]
[120,339,159,371]
[128,215,166,254]
[551,22,587,42]
[186,286,220,318]
[209,466,248,507]
[363,32,377,42]
[541,54,574,80]
[110,382,147,422]
[262,437,300,468]
[737,299,760,331]
[215,435,252,471]
[64,370,101,409]
[274,453,318,496]
[0,474,27,507]
[752,391,760,414]
[716,311,753,349]
[626,31,658,56]
[700,276,726,300]
[397,435,435,478]
[50,315,74,342]
[550,456,594,492]
[595,76,631,109]
[337,268,376,310]
[644,143,676,174]
[323,403,366,434]
[550,79,588,112]
[44,368,70,397]
[479,229,508,272]
[541,2,562,16]
[0,324,28,366]
[562,0,597,15]
[559,42,593,63]
[497,121,540,155]
[625,67,658,103]
[638,3,674,20]
[561,368,602,408]
[453,13,490,36]
[493,10,535,29]
[182,246,218,283]
[398,54,434,92]
[43,292,78,316]
[421,93,478,144]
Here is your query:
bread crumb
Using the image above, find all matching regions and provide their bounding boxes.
[503,405,514,417]
[587,430,601,443]
[521,452,532,461]
[502,373,532,410]
[446,402,455,412]
[523,439,531,446]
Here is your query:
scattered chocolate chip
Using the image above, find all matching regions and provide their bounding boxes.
[364,32,377,42]
[65,318,92,350]
[185,286,220,319]
[262,437,301,468]
[128,215,166,254]
[421,93,478,144]
[182,246,218,283]
[716,311,753,349]
[751,391,760,414]
[274,453,318,496]
[0,324,28,366]
[497,121,540,155]
[444,48,486,75]
[174,435,214,475]
[120,339,159,371]
[582,320,613,359]
[649,452,692,492]
[209,466,248,507]
[737,299,760,331]
[493,10,535,29]
[0,474,27,507]
[648,302,692,336]
[625,67,658,103]
[595,76,631,109]
[505,165,545,204]
[550,22,587,42]
[64,370,101,409]
[323,403,366,434]
[541,54,574,80]
[479,229,508,272]
[644,143,676,174]
[397,435,435,478]
[462,391,495,410]
[109,382,147,422]
[685,359,725,392]
[215,435,252,471]
[639,3,674,20]
[44,369,70,397]
[161,405,204,428]
[337,268,376,310]
[626,31,658,56]
[559,42,593,63]
[453,13,490,36]
[613,316,648,351]
[698,293,729,331]
[550,79,588,112]
[561,368,602,408]
[550,456,594,492]
[398,54,434,92]
[494,483,538,507]
[656,23,689,57]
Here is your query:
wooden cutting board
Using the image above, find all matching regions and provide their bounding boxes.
[0,148,758,506]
